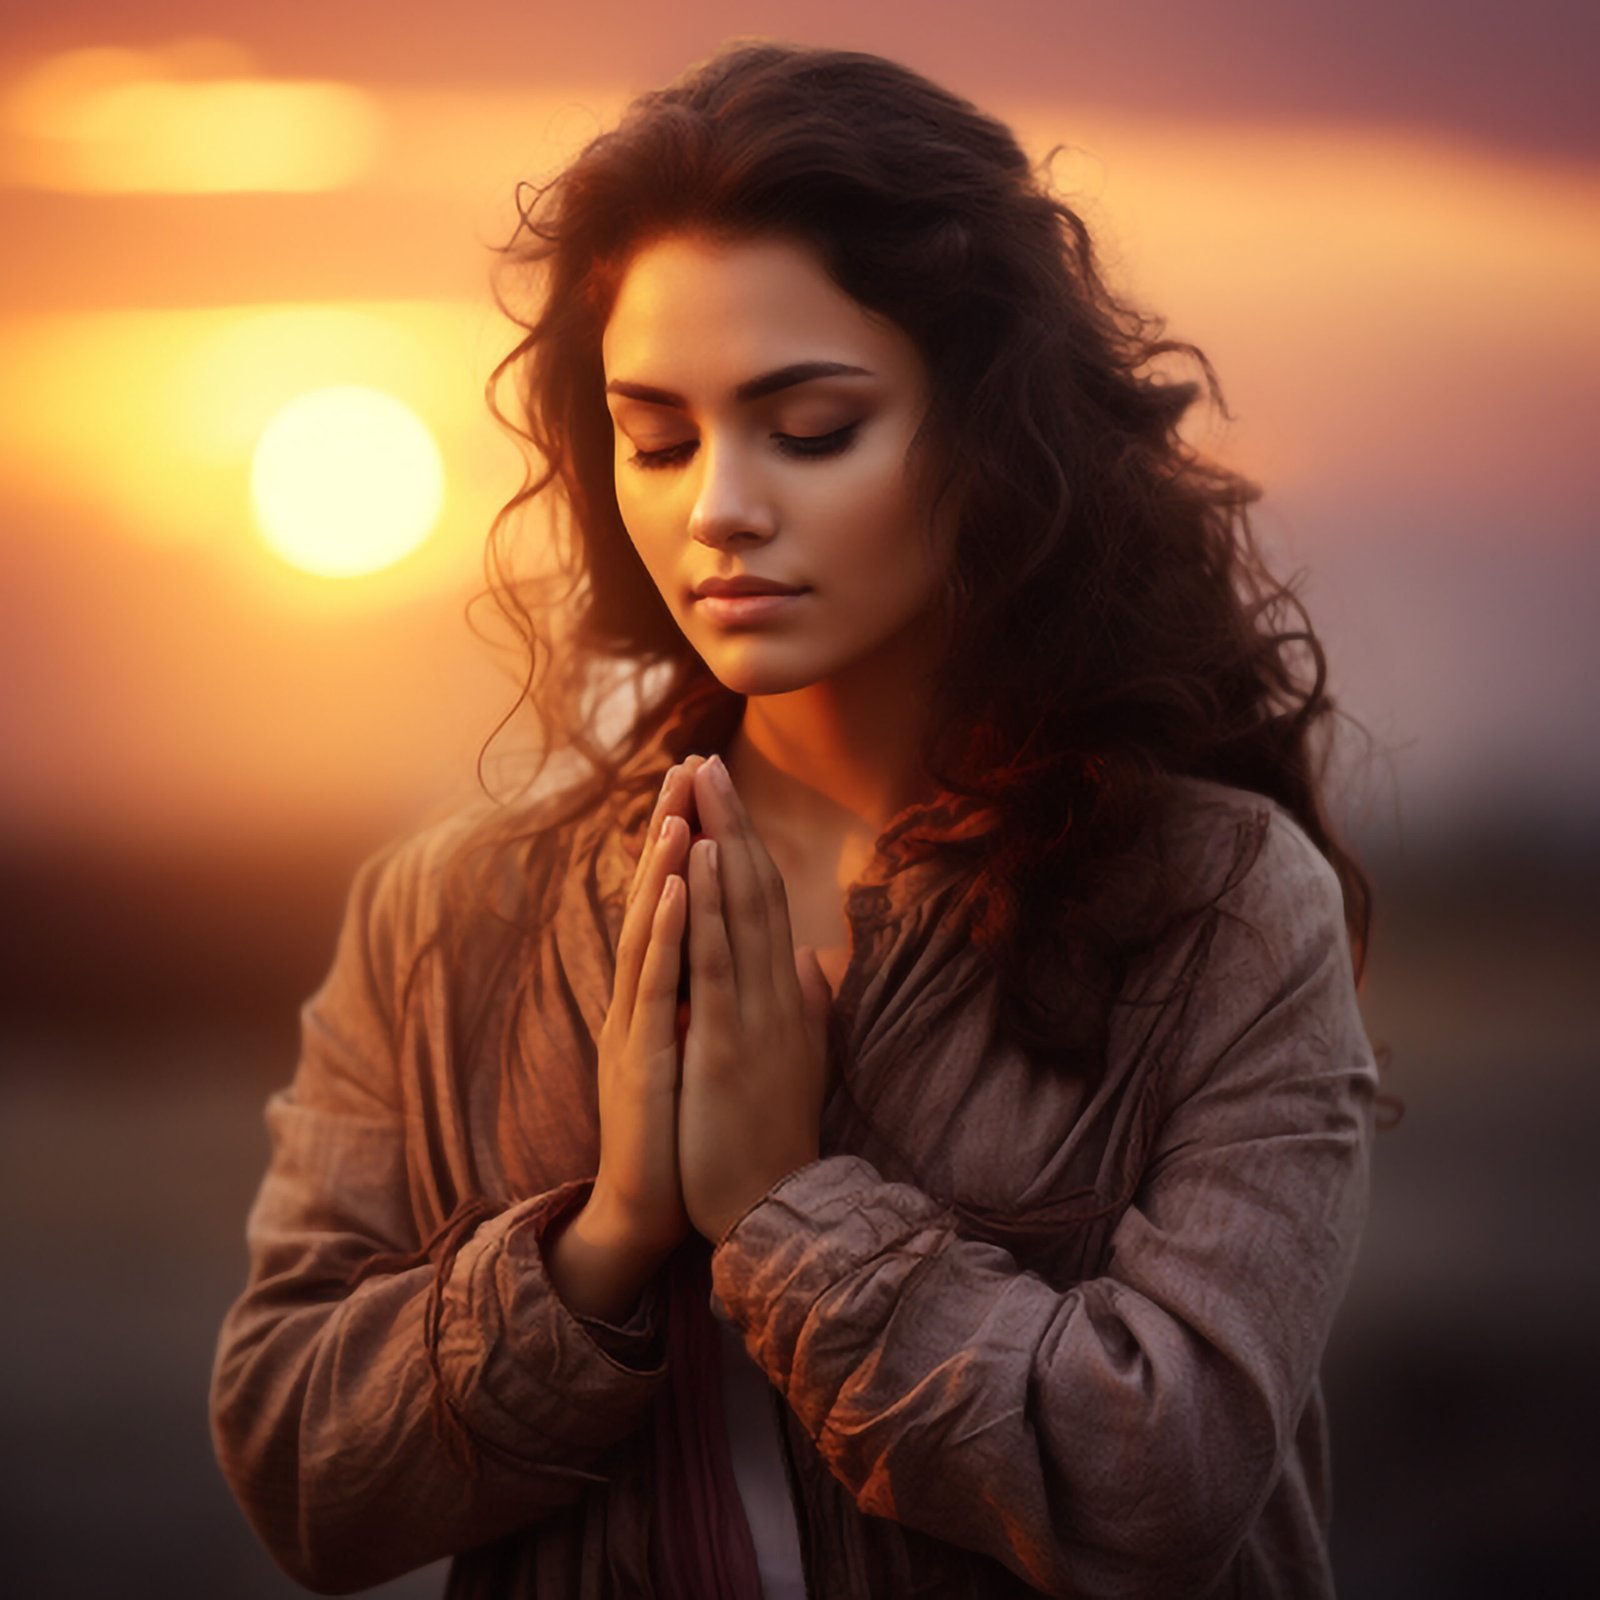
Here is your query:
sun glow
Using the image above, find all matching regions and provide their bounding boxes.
[2,44,381,193]
[249,386,445,578]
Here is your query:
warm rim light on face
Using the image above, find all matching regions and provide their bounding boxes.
[249,385,444,578]
[593,230,969,700]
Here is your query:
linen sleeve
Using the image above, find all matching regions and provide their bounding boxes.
[707,805,1378,1598]
[208,832,670,1596]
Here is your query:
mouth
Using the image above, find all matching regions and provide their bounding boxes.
[694,590,809,626]
[691,577,809,599]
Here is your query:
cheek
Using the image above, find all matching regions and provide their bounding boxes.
[820,458,934,581]
[800,433,906,523]
[615,497,672,582]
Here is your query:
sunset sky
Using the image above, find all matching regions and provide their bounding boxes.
[1,1,1596,855]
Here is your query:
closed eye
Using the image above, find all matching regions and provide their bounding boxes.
[626,422,860,472]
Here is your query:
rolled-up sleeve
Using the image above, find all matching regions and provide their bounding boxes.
[209,835,669,1596]
[708,805,1377,1597]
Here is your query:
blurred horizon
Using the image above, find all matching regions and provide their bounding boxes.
[2,11,1597,870]
[0,59,1593,864]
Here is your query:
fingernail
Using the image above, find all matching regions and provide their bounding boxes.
[707,754,731,791]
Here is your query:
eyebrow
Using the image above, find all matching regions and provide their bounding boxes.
[604,360,874,410]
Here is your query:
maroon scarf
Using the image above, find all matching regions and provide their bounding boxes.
[649,1231,765,1599]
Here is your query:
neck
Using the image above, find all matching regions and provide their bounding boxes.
[721,619,943,857]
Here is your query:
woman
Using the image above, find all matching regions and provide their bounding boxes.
[210,39,1389,1600]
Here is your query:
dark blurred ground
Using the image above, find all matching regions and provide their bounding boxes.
[2,819,1597,1598]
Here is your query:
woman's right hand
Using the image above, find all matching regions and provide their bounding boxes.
[588,757,706,1262]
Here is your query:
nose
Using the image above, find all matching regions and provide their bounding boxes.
[686,434,777,553]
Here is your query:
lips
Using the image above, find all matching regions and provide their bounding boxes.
[693,577,808,598]
[695,590,807,626]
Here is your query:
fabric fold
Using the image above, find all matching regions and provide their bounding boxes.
[649,1233,766,1600]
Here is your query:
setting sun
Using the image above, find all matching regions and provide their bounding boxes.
[249,385,445,578]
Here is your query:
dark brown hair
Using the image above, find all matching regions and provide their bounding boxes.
[443,37,1387,1092]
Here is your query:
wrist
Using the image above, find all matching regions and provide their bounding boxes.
[575,1185,676,1269]
[545,1192,669,1326]
[699,1159,804,1251]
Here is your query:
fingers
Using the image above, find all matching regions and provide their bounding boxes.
[633,857,686,1062]
[624,764,682,914]
[686,833,737,1046]
[614,766,690,1019]
[613,756,712,1022]
[692,756,789,999]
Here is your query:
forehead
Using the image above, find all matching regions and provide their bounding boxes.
[601,233,916,390]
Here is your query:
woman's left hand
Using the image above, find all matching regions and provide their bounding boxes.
[678,753,836,1245]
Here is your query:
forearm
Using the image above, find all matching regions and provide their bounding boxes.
[711,1137,1365,1600]
[212,1175,670,1594]
[708,842,1377,1596]
[544,1193,674,1324]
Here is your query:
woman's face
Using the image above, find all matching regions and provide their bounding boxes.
[601,231,954,699]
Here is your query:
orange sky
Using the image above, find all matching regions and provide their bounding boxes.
[6,0,1596,162]
[1,21,1596,854]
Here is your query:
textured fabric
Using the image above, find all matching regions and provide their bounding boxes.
[649,1234,764,1599]
[209,678,1379,1598]
[712,1304,809,1599]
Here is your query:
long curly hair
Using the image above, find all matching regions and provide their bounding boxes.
[440,37,1386,1091]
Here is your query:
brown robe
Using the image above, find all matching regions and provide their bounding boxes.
[210,686,1378,1597]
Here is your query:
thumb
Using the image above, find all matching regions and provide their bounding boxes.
[798,948,846,1101]
[794,946,833,1042]
[795,944,833,1004]
[796,940,838,1081]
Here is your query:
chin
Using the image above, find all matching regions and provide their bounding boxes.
[703,662,816,699]
[695,642,831,700]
